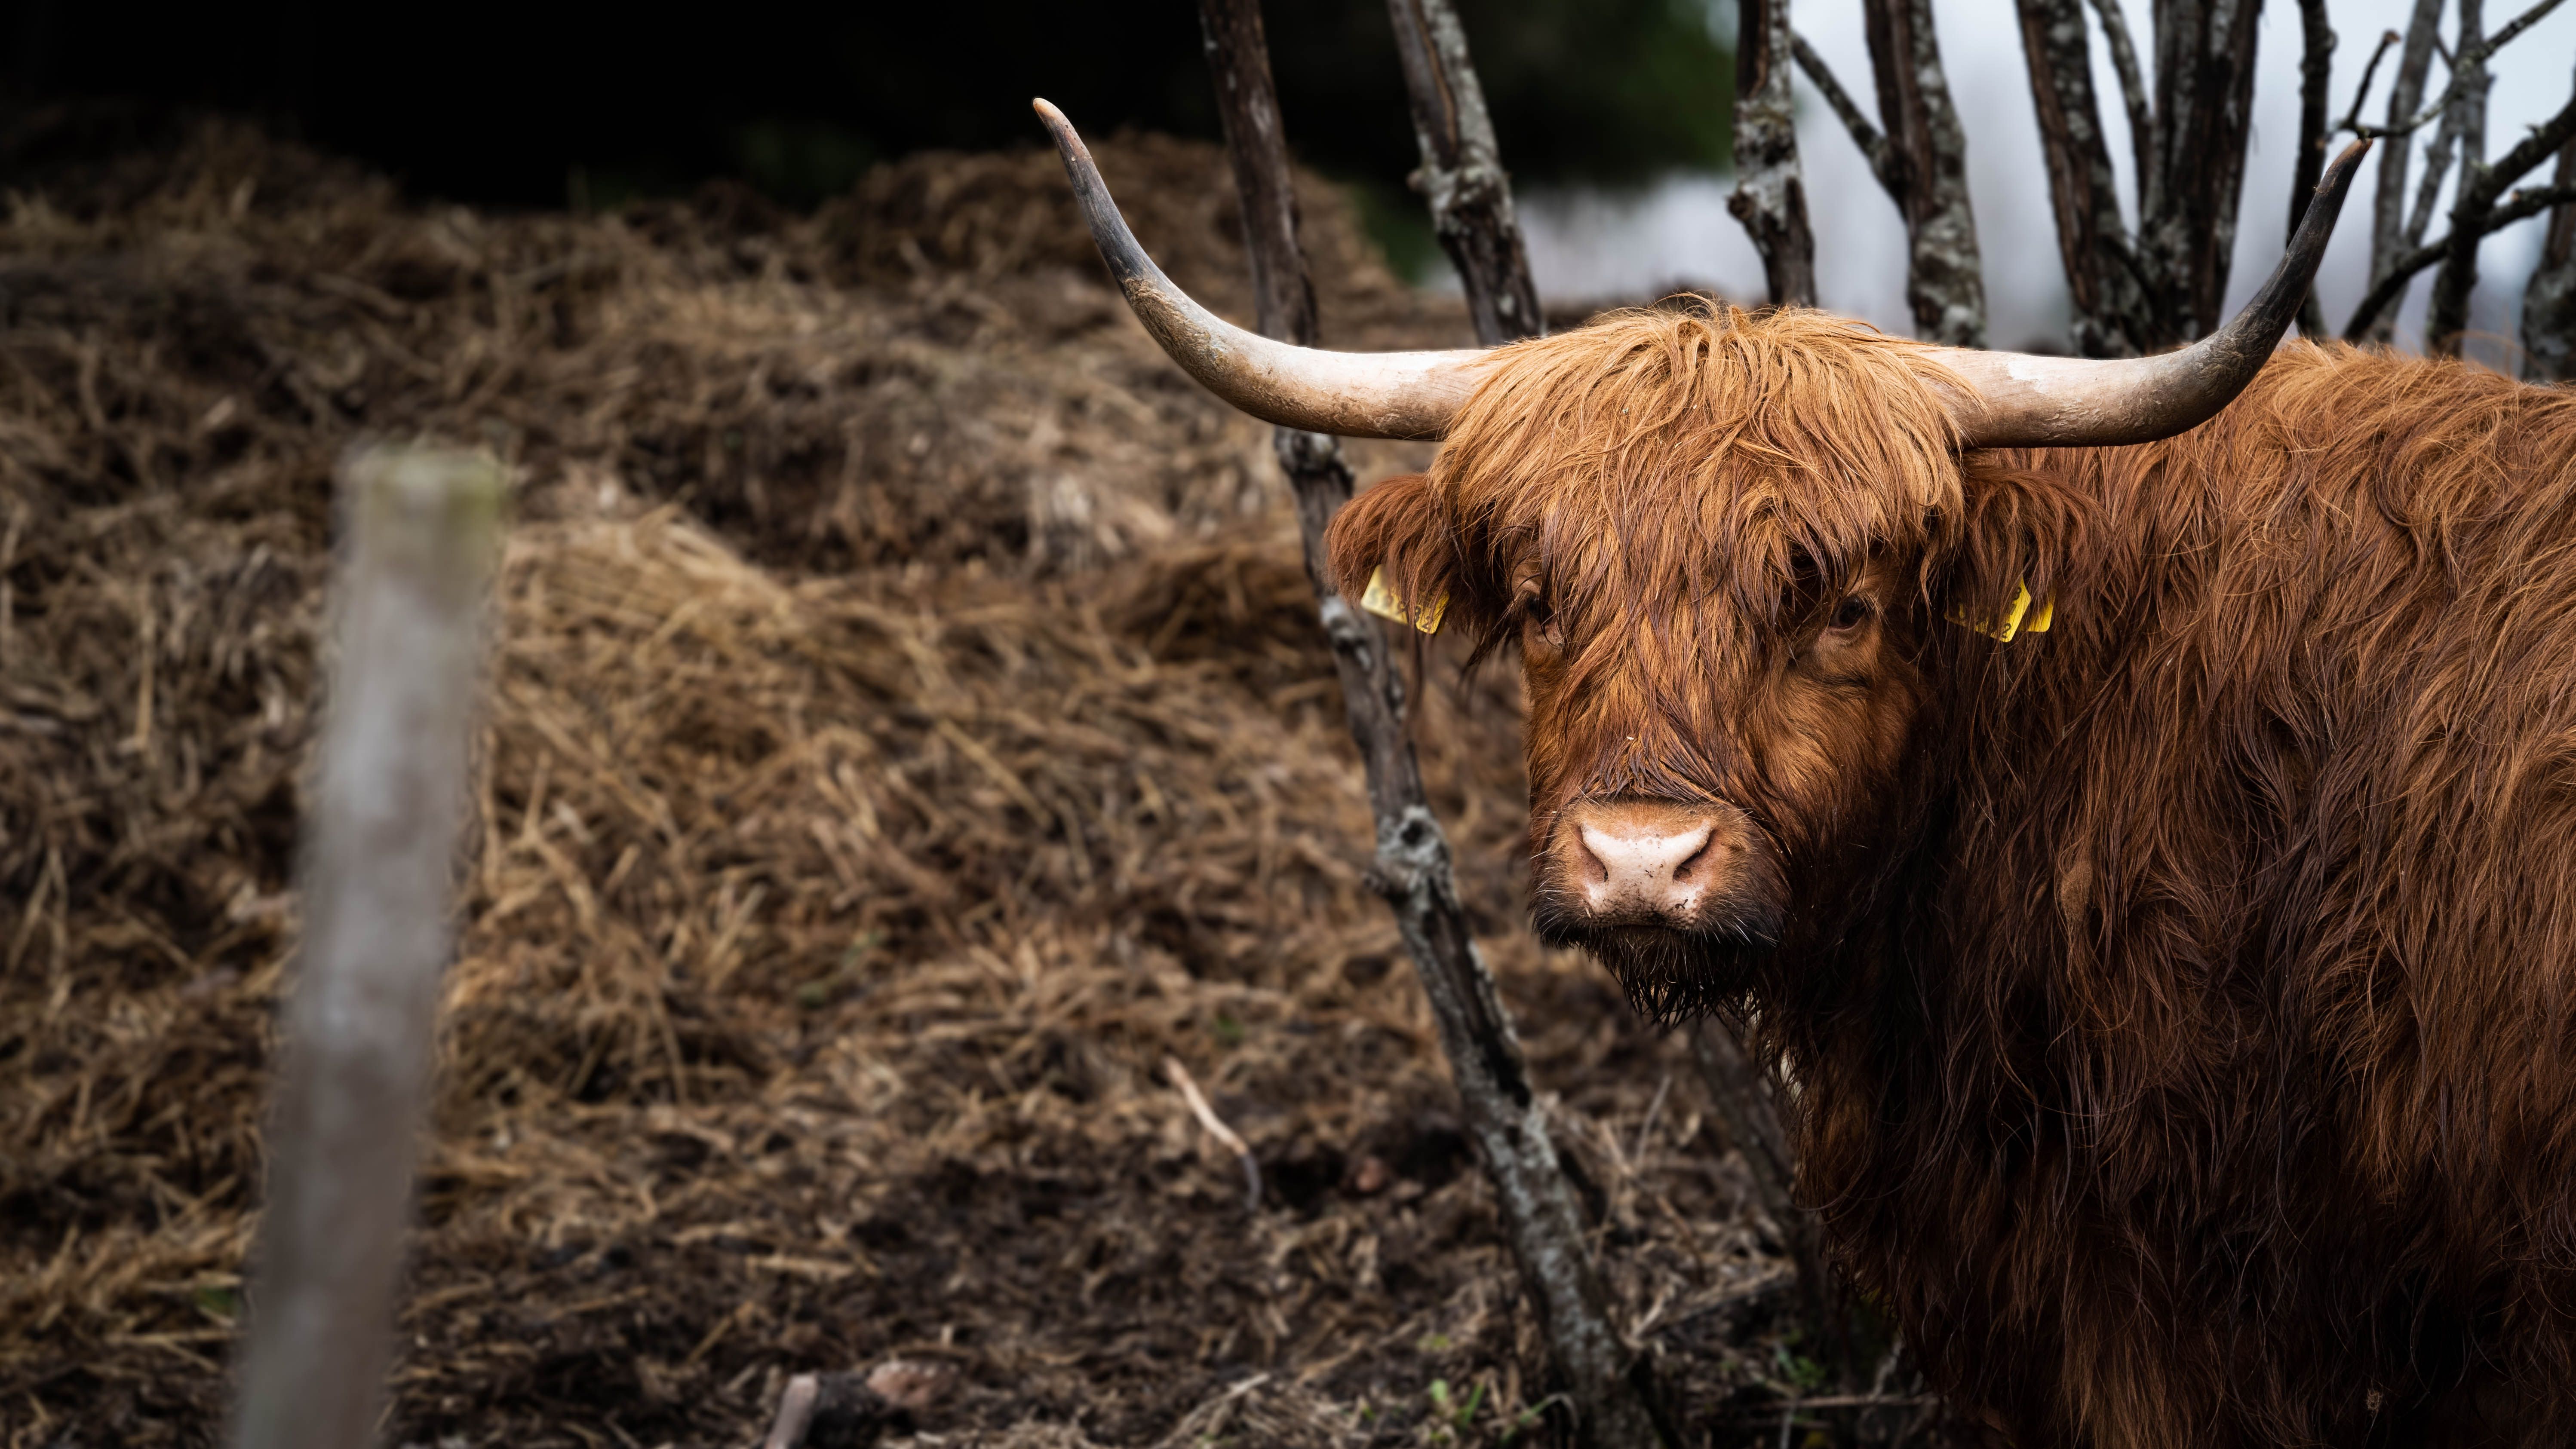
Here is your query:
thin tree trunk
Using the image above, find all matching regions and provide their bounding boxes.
[2364,0,2448,343]
[2429,68,2573,353]
[2086,0,2157,214]
[1194,4,1667,1443]
[2406,0,2495,255]
[2140,0,2267,339]
[2425,0,2495,352]
[2290,0,2338,337]
[1730,0,1818,307]
[1862,0,1988,346]
[1385,0,1544,344]
[2453,0,2488,211]
[2521,67,2576,380]
[1196,0,1320,346]
[229,449,504,1449]
[2016,0,2154,355]
[2406,109,2465,251]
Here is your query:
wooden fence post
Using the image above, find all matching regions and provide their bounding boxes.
[228,447,504,1449]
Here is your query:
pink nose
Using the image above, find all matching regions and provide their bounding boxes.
[1575,813,1718,914]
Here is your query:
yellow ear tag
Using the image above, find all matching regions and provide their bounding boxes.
[1360,567,1447,635]
[1950,581,2053,642]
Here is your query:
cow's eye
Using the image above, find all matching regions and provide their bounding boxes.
[1519,589,1566,651]
[1829,595,1873,631]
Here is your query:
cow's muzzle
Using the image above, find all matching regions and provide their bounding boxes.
[1537,797,1785,935]
[1533,797,1787,1017]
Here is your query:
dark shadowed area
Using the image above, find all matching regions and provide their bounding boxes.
[4,0,1730,219]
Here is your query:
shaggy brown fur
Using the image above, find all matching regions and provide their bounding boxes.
[1327,301,2576,1447]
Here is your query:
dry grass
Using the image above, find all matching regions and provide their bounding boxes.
[0,119,1807,1448]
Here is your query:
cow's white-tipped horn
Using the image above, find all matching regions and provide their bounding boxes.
[1938,137,2372,449]
[1034,99,1489,441]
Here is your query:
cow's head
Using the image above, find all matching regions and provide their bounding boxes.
[1035,99,2364,1018]
[1323,307,1983,1014]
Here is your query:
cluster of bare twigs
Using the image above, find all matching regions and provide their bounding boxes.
[1733,0,2576,372]
[2333,0,2576,361]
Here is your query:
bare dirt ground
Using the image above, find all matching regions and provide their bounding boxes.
[0,117,1844,1447]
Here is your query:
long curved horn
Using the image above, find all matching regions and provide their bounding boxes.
[1034,99,1488,440]
[1939,138,2371,449]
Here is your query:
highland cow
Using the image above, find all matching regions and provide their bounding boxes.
[1043,103,2576,1446]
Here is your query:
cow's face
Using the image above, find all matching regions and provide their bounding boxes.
[1512,542,1933,1014]
[1328,306,1977,1018]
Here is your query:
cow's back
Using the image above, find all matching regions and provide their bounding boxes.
[1807,348,2576,1446]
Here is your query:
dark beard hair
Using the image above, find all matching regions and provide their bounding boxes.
[1531,908,1782,1025]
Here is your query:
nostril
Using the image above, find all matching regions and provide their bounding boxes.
[1577,832,1611,888]
[1670,827,1717,885]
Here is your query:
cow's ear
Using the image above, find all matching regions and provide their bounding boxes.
[1946,458,2092,632]
[1327,473,1459,629]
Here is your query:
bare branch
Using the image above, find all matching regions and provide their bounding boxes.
[2474,79,2576,189]
[1723,1394,1941,1414]
[2507,184,2576,216]
[2290,0,2339,336]
[2337,30,2404,135]
[2475,0,2564,51]
[1792,30,1899,194]
[227,448,503,1449]
[2084,0,2155,208]
[2351,0,2565,139]
[2429,69,2573,349]
[1166,1056,1262,1210]
[2407,108,2465,248]
[2522,64,2576,380]
[2456,0,2492,175]
[2343,181,2576,338]
[2407,0,2490,253]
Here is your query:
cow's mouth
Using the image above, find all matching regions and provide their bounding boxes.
[1532,910,1783,1023]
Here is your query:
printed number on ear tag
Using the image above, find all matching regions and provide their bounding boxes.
[1360,567,1447,635]
[1950,581,2054,643]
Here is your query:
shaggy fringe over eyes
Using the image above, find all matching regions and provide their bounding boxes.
[1331,302,1966,648]
[1329,302,1970,804]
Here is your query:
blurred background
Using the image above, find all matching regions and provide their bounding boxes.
[6,2,2572,1443]
[1,1,1729,280]
[13,0,2570,352]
